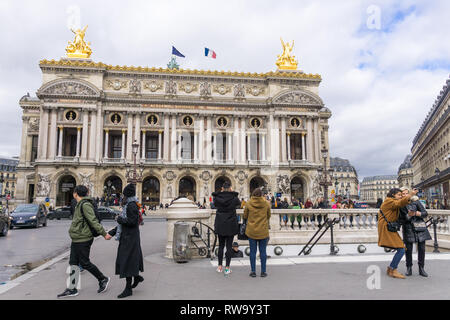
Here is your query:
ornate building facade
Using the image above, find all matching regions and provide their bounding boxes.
[397,154,413,190]
[0,157,19,199]
[360,175,399,203]
[329,157,359,200]
[16,34,331,207]
[411,77,449,209]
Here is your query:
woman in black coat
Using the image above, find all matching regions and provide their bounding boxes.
[399,189,432,277]
[213,182,241,275]
[107,184,144,298]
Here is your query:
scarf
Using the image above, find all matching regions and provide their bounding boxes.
[115,196,138,241]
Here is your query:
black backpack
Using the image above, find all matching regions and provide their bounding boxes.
[80,199,102,237]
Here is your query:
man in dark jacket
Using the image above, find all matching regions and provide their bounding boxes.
[213,182,241,274]
[231,242,244,258]
[57,185,110,298]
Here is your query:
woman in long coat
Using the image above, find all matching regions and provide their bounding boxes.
[378,187,417,279]
[399,188,432,277]
[108,183,144,298]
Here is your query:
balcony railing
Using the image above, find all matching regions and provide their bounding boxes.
[102,158,125,164]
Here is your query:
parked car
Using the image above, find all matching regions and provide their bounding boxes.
[0,207,10,236]
[10,203,47,229]
[98,206,121,220]
[48,206,72,220]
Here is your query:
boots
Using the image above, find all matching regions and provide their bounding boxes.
[118,287,132,298]
[388,267,406,279]
[406,266,412,276]
[419,266,428,277]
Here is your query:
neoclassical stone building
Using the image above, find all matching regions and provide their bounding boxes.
[411,76,449,208]
[360,175,399,203]
[397,154,413,190]
[329,157,359,200]
[16,38,331,207]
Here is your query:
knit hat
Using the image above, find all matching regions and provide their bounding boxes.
[123,183,136,197]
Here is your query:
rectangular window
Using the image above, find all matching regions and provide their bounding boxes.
[146,134,159,159]
[31,135,38,162]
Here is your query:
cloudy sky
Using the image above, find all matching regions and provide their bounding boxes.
[0,0,449,180]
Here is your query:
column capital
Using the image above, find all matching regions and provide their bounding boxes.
[158,130,164,134]
[287,132,291,136]
[58,125,64,130]
[77,127,82,131]
[142,129,146,134]
[122,129,127,133]
[104,129,109,133]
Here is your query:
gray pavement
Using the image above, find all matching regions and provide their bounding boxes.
[1,219,450,300]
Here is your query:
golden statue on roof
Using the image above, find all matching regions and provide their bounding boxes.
[276,38,298,70]
[65,25,92,59]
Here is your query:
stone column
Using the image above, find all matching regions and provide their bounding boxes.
[228,132,233,162]
[48,109,57,160]
[213,132,217,161]
[287,132,291,161]
[233,117,239,162]
[25,135,32,164]
[240,118,246,163]
[104,129,109,159]
[247,133,251,161]
[134,114,141,162]
[199,116,204,162]
[57,126,63,157]
[206,117,212,163]
[95,106,103,163]
[37,107,49,160]
[76,127,81,158]
[314,118,320,163]
[171,115,177,162]
[127,113,134,161]
[81,111,88,160]
[89,111,97,161]
[121,129,126,160]
[177,131,182,160]
[272,116,280,165]
[194,131,198,161]
[262,133,266,161]
[141,130,146,159]
[19,116,29,165]
[269,114,274,163]
[158,130,163,160]
[281,117,287,162]
[163,116,170,161]
[306,118,313,162]
[301,133,306,160]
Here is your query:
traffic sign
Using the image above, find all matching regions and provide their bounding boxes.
[45,197,50,203]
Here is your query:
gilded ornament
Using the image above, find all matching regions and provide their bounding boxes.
[144,81,163,92]
[276,38,298,70]
[213,84,231,95]
[65,25,92,59]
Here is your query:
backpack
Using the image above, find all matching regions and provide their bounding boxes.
[80,199,102,237]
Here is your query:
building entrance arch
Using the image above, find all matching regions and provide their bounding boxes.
[142,176,160,207]
[249,176,267,195]
[179,176,196,201]
[214,176,232,192]
[290,176,305,203]
[56,175,76,207]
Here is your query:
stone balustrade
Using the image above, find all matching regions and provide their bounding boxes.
[165,200,450,260]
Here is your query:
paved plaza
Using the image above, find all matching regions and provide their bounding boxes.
[1,219,449,300]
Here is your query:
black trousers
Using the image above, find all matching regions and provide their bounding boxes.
[405,241,426,267]
[218,235,234,267]
[69,239,105,282]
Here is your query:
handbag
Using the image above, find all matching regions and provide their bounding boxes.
[412,220,427,232]
[379,210,401,232]
[238,219,248,240]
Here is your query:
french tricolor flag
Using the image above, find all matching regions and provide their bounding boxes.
[204,47,217,59]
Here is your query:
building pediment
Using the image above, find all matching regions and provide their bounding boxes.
[37,78,101,99]
[272,90,323,107]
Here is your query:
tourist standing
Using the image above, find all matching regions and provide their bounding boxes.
[399,188,431,277]
[244,188,271,278]
[378,187,418,279]
[57,185,110,298]
[213,182,241,275]
[107,183,144,298]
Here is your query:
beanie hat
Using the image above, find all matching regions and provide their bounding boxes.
[123,183,136,197]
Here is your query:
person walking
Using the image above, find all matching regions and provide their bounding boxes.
[244,188,271,278]
[378,187,418,279]
[213,182,241,275]
[107,183,144,298]
[57,185,110,298]
[399,188,432,277]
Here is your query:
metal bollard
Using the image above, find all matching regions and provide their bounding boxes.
[173,221,192,263]
[432,217,440,253]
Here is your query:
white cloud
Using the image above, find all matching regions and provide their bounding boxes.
[0,0,448,180]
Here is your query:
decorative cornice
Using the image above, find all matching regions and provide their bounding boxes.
[39,59,322,80]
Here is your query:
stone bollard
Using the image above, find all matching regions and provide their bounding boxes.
[165,197,212,259]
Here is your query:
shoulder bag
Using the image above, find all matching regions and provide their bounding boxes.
[238,219,248,240]
[379,209,401,232]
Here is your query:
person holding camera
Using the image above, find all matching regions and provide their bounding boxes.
[399,187,431,277]
[378,187,418,279]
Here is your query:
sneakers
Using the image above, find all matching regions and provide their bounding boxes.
[261,272,267,278]
[224,267,232,275]
[249,272,257,278]
[57,288,78,298]
[216,266,223,273]
[98,277,110,293]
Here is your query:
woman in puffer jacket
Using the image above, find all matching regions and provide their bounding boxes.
[399,188,432,277]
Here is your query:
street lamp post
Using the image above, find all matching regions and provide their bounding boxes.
[126,140,143,185]
[318,148,333,208]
